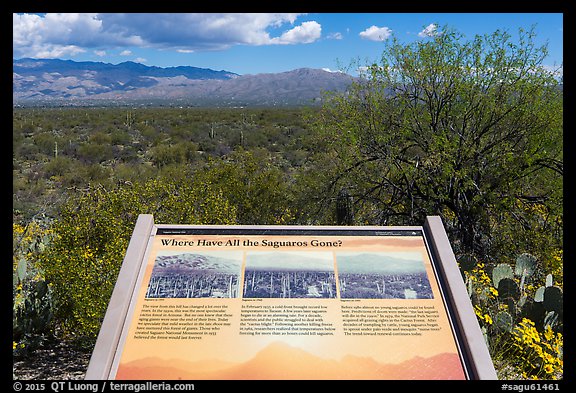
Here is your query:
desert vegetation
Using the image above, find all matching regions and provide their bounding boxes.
[339,272,433,300]
[13,26,562,379]
[244,270,336,299]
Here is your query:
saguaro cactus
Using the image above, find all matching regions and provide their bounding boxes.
[336,188,354,225]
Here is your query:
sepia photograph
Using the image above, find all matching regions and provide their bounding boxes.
[146,251,243,298]
[336,252,433,299]
[243,251,336,298]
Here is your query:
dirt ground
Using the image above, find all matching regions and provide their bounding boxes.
[13,340,91,380]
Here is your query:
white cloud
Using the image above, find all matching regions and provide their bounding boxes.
[542,64,563,79]
[327,32,343,40]
[272,21,321,44]
[359,25,392,42]
[94,50,106,57]
[33,45,86,59]
[13,13,322,59]
[356,65,384,76]
[418,23,439,37]
[13,13,142,59]
[120,50,132,56]
[134,57,147,63]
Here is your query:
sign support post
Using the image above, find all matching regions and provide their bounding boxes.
[85,214,154,380]
[423,216,497,379]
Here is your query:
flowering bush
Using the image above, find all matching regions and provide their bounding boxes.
[512,318,563,379]
[460,251,563,380]
[38,177,237,341]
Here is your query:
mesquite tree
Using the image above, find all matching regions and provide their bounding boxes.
[308,25,562,255]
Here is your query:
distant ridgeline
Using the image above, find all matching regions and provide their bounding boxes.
[13,58,355,107]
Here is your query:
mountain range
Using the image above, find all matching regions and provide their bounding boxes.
[336,252,426,274]
[13,58,355,106]
[246,251,334,271]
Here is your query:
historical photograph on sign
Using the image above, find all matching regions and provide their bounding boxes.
[336,252,433,299]
[145,251,243,298]
[243,251,336,298]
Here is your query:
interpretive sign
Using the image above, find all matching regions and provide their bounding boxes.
[85,215,497,380]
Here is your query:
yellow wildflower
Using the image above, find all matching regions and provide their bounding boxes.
[544,325,554,341]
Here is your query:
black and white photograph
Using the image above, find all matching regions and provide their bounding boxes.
[145,251,243,298]
[243,251,336,299]
[336,252,433,299]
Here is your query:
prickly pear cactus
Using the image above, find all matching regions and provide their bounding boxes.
[459,253,477,272]
[544,311,560,329]
[492,263,514,289]
[534,286,545,302]
[12,221,55,354]
[543,286,563,315]
[16,257,27,282]
[498,277,521,300]
[495,311,514,333]
[515,253,537,277]
[13,279,54,349]
[522,275,563,331]
[520,298,546,329]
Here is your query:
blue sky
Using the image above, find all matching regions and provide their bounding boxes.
[13,13,563,76]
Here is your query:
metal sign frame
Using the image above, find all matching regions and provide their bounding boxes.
[85,214,497,380]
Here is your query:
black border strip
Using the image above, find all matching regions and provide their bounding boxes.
[155,227,423,237]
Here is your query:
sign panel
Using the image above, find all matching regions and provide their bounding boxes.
[86,216,497,380]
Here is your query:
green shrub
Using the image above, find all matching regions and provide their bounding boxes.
[39,175,237,341]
